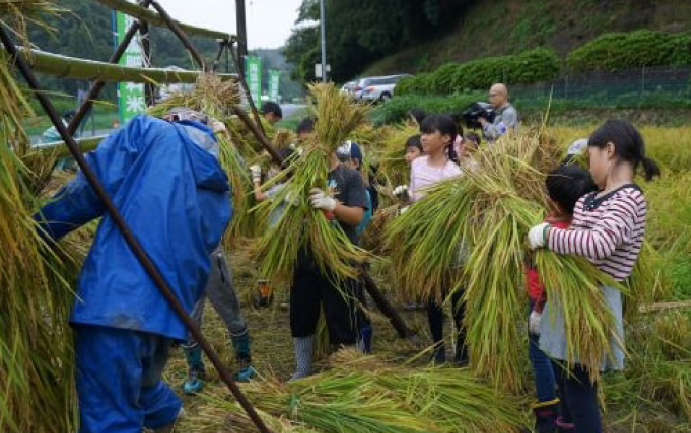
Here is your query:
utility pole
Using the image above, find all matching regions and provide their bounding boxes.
[319,0,327,82]
[235,0,248,76]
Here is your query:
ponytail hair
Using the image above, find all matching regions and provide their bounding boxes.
[641,156,661,182]
[587,119,661,182]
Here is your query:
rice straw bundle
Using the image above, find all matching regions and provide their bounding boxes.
[253,83,370,284]
[373,121,419,190]
[185,350,528,433]
[384,131,626,388]
[1,6,78,431]
[147,74,266,244]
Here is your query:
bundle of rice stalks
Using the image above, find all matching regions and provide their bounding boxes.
[384,131,626,388]
[360,205,399,253]
[187,350,528,433]
[148,74,266,245]
[372,121,419,190]
[253,83,371,284]
[1,5,79,431]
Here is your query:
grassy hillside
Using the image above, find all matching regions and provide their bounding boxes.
[363,0,691,76]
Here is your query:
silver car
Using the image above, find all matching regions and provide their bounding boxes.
[353,74,411,102]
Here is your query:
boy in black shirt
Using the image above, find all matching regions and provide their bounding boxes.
[290,150,367,380]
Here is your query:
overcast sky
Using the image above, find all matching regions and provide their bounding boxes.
[158,0,303,49]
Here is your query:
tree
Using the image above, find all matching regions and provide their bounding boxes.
[283,0,473,83]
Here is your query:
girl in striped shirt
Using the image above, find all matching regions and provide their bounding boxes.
[528,119,660,433]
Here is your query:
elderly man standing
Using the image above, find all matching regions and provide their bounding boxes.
[479,83,518,142]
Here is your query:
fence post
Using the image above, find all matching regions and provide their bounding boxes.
[640,66,646,99]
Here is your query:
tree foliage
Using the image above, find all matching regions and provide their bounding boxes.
[283,0,474,83]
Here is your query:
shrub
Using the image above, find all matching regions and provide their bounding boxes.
[567,30,691,72]
[398,48,562,96]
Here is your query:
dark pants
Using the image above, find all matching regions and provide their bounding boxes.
[426,290,466,349]
[290,261,359,346]
[552,361,602,433]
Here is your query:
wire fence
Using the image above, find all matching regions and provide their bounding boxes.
[510,65,691,108]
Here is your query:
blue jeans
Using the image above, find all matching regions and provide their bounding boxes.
[75,325,182,433]
[552,361,602,433]
[529,300,557,402]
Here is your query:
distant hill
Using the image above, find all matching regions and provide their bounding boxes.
[361,0,691,76]
[24,1,302,103]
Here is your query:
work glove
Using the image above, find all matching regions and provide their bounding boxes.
[528,222,550,250]
[529,310,542,336]
[250,165,262,184]
[393,185,410,202]
[397,205,409,216]
[309,188,337,211]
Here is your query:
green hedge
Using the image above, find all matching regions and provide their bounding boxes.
[371,92,691,126]
[396,48,561,96]
[567,30,691,72]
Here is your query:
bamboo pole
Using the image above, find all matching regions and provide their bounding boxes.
[10,48,237,83]
[93,0,232,40]
[0,26,274,433]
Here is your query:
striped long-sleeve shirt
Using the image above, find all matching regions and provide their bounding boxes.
[547,185,647,282]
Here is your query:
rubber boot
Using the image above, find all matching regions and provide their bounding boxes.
[453,335,469,366]
[290,335,314,381]
[532,398,560,433]
[432,343,446,364]
[231,333,255,382]
[182,346,205,394]
[358,323,373,354]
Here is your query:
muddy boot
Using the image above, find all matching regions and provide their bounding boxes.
[231,333,255,382]
[182,346,205,394]
[533,398,560,433]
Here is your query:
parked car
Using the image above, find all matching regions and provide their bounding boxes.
[340,81,358,97]
[352,74,411,102]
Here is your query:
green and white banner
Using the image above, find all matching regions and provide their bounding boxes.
[245,55,262,104]
[115,7,145,124]
[268,69,281,102]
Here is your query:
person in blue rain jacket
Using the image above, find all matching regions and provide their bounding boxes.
[35,110,231,433]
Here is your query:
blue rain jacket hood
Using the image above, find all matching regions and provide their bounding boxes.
[37,115,231,340]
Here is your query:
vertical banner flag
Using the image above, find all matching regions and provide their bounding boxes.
[245,55,262,104]
[115,6,145,124]
[268,69,281,102]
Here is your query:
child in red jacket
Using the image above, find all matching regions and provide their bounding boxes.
[526,165,597,433]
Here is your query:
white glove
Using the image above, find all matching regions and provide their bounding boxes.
[212,120,227,134]
[398,205,409,216]
[309,188,337,211]
[284,191,299,206]
[250,165,262,184]
[528,222,550,250]
[529,310,542,335]
[393,185,410,202]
